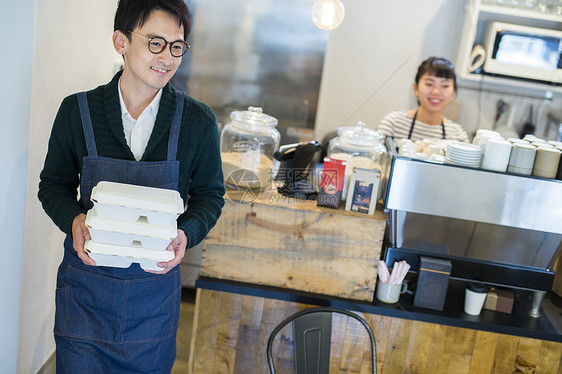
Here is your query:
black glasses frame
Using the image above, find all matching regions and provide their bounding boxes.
[129,31,190,57]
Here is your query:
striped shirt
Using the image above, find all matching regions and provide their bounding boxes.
[378,110,468,142]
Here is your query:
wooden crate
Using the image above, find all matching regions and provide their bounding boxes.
[200,191,386,301]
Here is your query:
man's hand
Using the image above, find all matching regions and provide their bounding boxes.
[72,213,96,266]
[146,229,188,274]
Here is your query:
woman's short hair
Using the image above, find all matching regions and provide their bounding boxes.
[415,56,457,91]
[114,0,191,41]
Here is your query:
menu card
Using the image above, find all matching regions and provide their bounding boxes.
[345,167,381,215]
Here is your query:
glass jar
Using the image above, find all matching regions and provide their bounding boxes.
[220,106,281,189]
[327,121,387,200]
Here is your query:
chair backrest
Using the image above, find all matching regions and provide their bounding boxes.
[266,307,377,374]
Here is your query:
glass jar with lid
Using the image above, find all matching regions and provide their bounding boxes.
[220,106,281,189]
[327,121,388,200]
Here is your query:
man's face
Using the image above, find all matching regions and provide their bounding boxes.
[121,9,185,92]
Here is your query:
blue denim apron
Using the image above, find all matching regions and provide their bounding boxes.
[54,91,185,373]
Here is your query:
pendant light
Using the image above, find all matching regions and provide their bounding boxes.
[311,0,345,30]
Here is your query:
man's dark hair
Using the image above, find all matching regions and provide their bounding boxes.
[114,0,191,40]
[415,56,457,91]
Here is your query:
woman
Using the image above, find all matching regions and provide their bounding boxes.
[378,56,468,142]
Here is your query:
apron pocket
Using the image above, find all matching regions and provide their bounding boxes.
[121,270,181,342]
[55,266,126,342]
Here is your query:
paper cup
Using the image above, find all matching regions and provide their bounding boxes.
[532,147,561,179]
[507,143,536,176]
[507,138,529,145]
[464,283,488,316]
[482,138,512,172]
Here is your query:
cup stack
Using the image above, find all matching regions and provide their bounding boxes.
[473,129,503,155]
[481,138,512,172]
[532,146,561,179]
[84,181,184,271]
[507,143,536,176]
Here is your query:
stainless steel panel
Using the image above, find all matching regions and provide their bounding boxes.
[392,210,562,269]
[386,157,562,234]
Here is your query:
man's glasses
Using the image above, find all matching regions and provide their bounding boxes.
[129,31,190,57]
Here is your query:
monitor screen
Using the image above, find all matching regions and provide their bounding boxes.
[492,31,562,70]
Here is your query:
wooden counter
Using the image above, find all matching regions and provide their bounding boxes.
[188,189,562,373]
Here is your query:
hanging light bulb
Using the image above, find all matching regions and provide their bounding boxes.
[311,0,345,31]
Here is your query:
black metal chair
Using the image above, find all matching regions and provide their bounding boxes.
[266,307,377,374]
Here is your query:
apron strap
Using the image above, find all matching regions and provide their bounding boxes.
[408,110,446,140]
[167,91,184,161]
[407,111,417,140]
[77,92,98,157]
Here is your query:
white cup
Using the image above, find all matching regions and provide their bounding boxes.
[428,154,446,163]
[507,143,536,175]
[532,141,553,148]
[417,139,435,153]
[481,133,503,153]
[426,144,444,157]
[399,143,416,156]
[507,138,528,145]
[532,146,561,179]
[474,129,501,143]
[376,282,407,304]
[464,283,488,315]
[523,134,540,142]
[482,138,512,172]
[398,138,413,148]
[414,152,428,161]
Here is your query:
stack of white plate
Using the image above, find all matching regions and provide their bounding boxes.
[84,181,184,271]
[445,142,482,168]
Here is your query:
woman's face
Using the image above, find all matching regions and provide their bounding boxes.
[413,73,455,114]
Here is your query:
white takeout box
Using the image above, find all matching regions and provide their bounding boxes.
[86,208,177,250]
[91,181,184,226]
[84,240,174,271]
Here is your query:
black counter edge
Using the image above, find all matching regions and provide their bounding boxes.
[195,276,562,343]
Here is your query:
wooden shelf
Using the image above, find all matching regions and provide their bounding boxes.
[458,73,562,97]
[479,4,562,23]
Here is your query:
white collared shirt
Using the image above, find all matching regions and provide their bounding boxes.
[118,78,163,160]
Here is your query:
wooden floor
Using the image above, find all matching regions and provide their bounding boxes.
[38,287,562,373]
[172,287,197,373]
[188,289,562,374]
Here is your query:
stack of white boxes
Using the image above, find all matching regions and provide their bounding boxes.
[84,181,184,271]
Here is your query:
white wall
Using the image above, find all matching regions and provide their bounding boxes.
[315,0,466,141]
[18,1,119,372]
[314,0,560,142]
[0,1,36,373]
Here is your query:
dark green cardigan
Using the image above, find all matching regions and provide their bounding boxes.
[38,71,225,248]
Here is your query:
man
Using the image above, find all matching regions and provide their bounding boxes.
[38,0,224,372]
